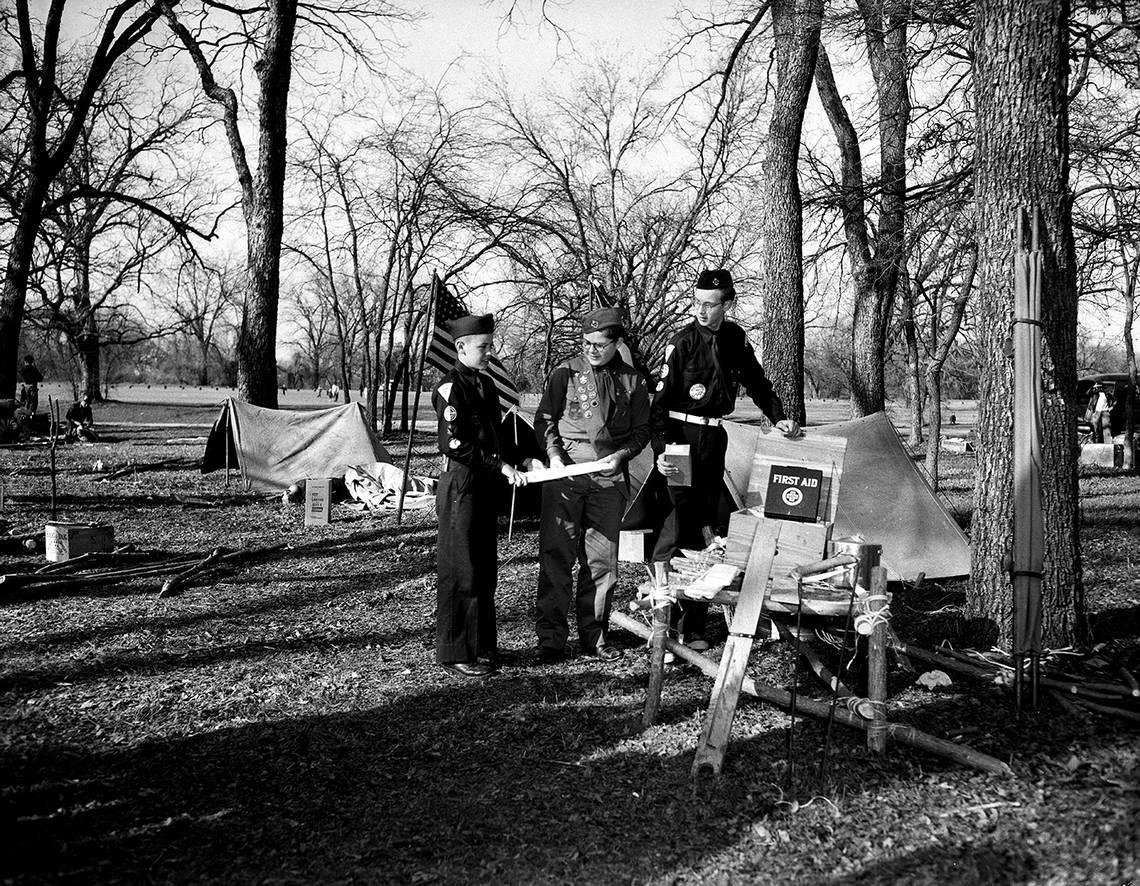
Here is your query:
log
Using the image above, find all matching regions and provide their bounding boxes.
[159,547,226,597]
[1069,696,1140,724]
[898,641,1137,701]
[611,611,1013,777]
[866,566,889,753]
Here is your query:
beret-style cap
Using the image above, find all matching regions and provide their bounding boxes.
[582,306,623,334]
[696,268,735,293]
[447,313,494,337]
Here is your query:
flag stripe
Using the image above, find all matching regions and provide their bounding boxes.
[427,276,521,411]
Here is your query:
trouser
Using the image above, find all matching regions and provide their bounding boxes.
[20,385,38,414]
[436,466,499,663]
[651,421,728,639]
[1093,411,1112,444]
[536,478,625,652]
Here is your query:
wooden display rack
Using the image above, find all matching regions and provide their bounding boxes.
[635,518,892,782]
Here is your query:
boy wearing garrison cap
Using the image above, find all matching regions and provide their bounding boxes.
[652,270,801,651]
[533,307,651,662]
[433,313,529,679]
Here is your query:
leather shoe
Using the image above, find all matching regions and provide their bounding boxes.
[440,661,493,678]
[537,646,566,663]
[584,644,623,661]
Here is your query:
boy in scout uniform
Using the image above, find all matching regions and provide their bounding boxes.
[433,313,528,678]
[533,307,651,662]
[652,269,801,650]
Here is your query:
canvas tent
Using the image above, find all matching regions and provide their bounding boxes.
[202,399,391,492]
[623,412,970,582]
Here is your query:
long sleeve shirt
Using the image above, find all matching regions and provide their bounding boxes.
[534,354,651,470]
[433,363,509,473]
[650,320,785,452]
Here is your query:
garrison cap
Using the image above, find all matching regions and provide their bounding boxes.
[696,268,735,296]
[582,306,623,335]
[447,313,494,337]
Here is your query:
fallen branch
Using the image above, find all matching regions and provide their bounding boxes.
[895,640,1139,705]
[159,547,226,597]
[610,611,1013,777]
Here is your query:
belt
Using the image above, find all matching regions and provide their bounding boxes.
[668,410,724,427]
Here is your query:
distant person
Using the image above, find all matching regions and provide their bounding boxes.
[1089,384,1114,444]
[66,395,98,442]
[949,414,957,425]
[19,355,43,414]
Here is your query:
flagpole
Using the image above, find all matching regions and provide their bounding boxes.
[397,273,439,525]
[507,405,519,542]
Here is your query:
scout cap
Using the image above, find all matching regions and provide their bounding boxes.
[582,306,623,336]
[696,268,735,300]
[447,313,494,337]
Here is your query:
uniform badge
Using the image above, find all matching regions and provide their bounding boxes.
[584,410,592,418]
[437,382,453,400]
[444,406,457,421]
[664,344,675,362]
[660,364,669,378]
[579,374,588,384]
[449,438,461,449]
[656,381,665,392]
[689,383,707,399]
[590,399,598,407]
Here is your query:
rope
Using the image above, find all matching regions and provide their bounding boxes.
[854,592,892,636]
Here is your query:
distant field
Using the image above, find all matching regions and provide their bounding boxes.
[33,382,979,436]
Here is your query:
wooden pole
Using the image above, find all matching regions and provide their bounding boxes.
[397,273,439,525]
[48,397,59,520]
[866,565,890,753]
[643,562,671,727]
[1012,207,1045,712]
[612,611,1013,777]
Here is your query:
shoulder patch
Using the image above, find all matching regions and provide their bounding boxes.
[664,344,675,362]
[437,382,453,400]
[655,381,665,392]
[444,406,457,421]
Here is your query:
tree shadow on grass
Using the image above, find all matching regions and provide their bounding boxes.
[4,673,768,885]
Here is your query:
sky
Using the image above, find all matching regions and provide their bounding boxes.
[403,0,682,86]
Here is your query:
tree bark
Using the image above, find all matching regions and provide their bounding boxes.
[757,0,823,425]
[972,0,1083,647]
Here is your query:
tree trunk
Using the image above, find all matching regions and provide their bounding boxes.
[901,270,923,446]
[756,0,823,425]
[971,0,1083,647]
[0,177,49,397]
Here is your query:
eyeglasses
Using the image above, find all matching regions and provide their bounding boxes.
[582,339,617,352]
[693,296,726,310]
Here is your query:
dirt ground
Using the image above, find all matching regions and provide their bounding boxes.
[1,395,1137,885]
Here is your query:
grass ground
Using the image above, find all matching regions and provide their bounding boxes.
[1,393,1137,885]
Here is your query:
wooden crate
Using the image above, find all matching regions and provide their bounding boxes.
[745,434,847,524]
[45,521,115,562]
[725,509,831,591]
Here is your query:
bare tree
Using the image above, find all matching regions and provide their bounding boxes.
[0,0,168,397]
[159,0,412,407]
[971,0,1082,646]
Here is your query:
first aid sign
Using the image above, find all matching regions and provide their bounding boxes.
[764,464,823,522]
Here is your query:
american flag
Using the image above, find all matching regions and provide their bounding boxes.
[590,278,615,309]
[425,274,521,412]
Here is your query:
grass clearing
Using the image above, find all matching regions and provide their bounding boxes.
[1,394,1137,884]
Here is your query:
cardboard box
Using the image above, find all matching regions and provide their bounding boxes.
[663,443,691,486]
[304,478,331,526]
[45,521,114,562]
[619,529,652,563]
